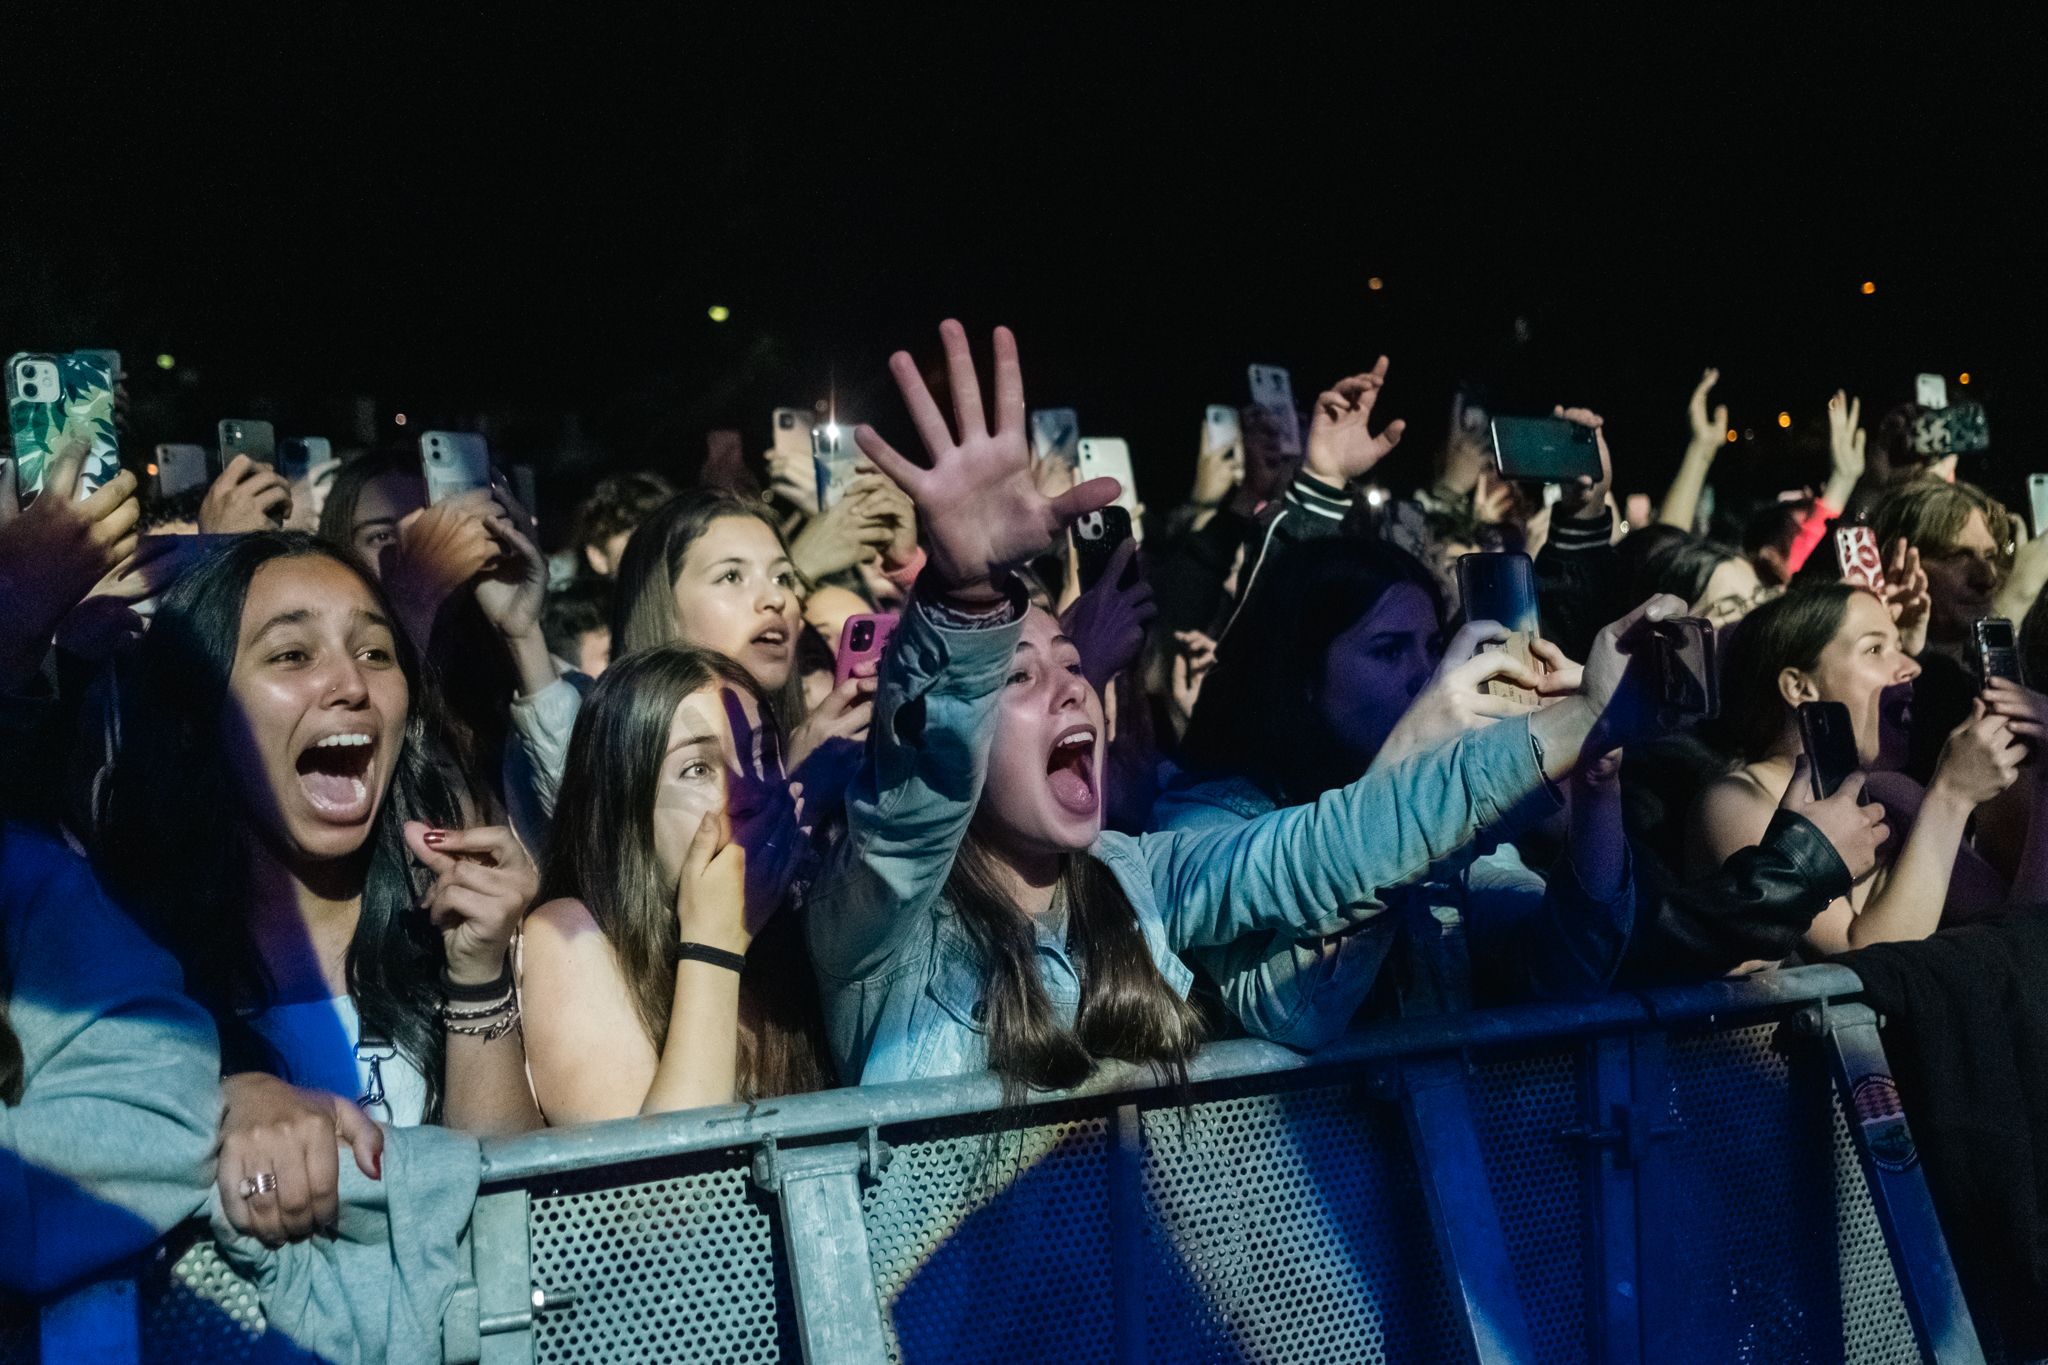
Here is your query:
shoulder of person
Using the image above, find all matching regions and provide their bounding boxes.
[524,896,603,949]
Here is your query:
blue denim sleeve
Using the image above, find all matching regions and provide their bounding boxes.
[1138,717,1561,951]
[806,593,1023,985]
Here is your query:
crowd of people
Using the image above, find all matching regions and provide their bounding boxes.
[4,319,2045,1343]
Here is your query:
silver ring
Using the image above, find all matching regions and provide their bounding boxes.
[238,1171,279,1199]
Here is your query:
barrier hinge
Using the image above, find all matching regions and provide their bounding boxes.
[1560,1100,1682,1167]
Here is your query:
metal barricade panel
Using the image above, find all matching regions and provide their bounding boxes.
[1139,1083,1474,1365]
[1830,1085,1921,1364]
[862,1115,1113,1365]
[1470,1049,1591,1365]
[525,1154,798,1364]
[140,1240,267,1364]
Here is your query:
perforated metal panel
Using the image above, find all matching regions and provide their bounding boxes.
[1829,1085,1919,1364]
[1660,1022,1877,1363]
[139,1240,267,1364]
[1470,1050,1590,1365]
[864,1117,1113,1364]
[526,1158,798,1363]
[1140,1085,1472,1365]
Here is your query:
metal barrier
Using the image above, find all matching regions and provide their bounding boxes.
[3,965,2006,1363]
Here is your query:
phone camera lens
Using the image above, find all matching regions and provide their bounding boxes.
[853,623,874,650]
[20,382,37,399]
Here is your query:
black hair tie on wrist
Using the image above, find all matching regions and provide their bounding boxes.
[677,942,747,974]
[441,957,514,1002]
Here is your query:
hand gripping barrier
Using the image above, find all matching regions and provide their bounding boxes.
[6,964,2011,1363]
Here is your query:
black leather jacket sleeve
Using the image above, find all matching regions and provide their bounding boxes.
[1618,809,1855,988]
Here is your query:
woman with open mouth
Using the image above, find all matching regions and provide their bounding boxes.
[98,531,541,1246]
[808,321,1671,1095]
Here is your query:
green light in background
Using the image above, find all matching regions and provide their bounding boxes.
[707,305,731,323]
[155,353,175,370]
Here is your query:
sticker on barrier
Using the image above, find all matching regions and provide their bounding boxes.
[1849,1074,1919,1173]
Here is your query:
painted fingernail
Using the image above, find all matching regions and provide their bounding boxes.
[371,1150,383,1180]
[424,830,446,846]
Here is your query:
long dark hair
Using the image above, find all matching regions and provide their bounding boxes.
[97,532,470,1117]
[944,826,1204,1109]
[538,644,831,1100]
[1181,536,1443,804]
[1709,583,1865,762]
[316,448,424,547]
[610,489,808,730]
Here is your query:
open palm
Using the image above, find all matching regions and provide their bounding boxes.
[854,320,1119,592]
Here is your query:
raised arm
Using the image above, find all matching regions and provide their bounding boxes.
[1658,368,1726,531]
[807,321,1119,981]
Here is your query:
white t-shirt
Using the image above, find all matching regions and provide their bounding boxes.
[246,992,429,1128]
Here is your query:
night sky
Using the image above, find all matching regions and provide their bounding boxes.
[5,11,2045,535]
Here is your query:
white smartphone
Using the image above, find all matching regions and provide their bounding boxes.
[420,431,492,505]
[2029,474,2048,541]
[1915,374,1949,410]
[153,443,209,499]
[1030,408,1080,472]
[1203,404,1241,457]
[1247,364,1303,456]
[812,422,861,510]
[1077,437,1141,535]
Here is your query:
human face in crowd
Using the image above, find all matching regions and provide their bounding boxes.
[349,471,429,570]
[1695,555,1766,627]
[980,609,1107,858]
[1239,407,1301,502]
[669,515,802,692]
[223,555,410,864]
[1919,509,2002,645]
[1785,590,1921,764]
[803,584,870,659]
[1318,584,1440,766]
[650,684,753,883]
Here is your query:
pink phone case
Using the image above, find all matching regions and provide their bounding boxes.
[1836,526,1886,591]
[835,612,899,687]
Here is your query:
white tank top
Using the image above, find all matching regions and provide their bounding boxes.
[247,992,429,1128]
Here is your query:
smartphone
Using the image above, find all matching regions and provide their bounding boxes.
[153,443,210,499]
[1798,700,1861,800]
[277,436,332,484]
[1202,405,1241,458]
[772,407,815,460]
[1490,416,1602,484]
[1835,525,1886,592]
[1909,402,1989,457]
[1651,617,1719,721]
[1071,505,1135,591]
[1972,617,2022,690]
[217,419,276,472]
[1030,408,1081,473]
[1456,551,1541,707]
[1076,438,1142,529]
[1247,365,1302,457]
[2030,475,2048,541]
[1915,373,1950,410]
[834,612,900,687]
[510,464,539,521]
[420,431,492,505]
[812,422,860,510]
[6,350,120,503]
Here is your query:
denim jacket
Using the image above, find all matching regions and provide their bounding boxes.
[807,595,1567,1086]
[1152,768,1634,1048]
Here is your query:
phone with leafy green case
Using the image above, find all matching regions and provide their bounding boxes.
[6,350,120,503]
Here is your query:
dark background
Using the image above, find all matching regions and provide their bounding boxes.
[5,11,2045,538]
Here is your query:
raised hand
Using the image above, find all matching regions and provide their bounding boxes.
[855,321,1117,598]
[1372,622,1545,772]
[402,822,538,986]
[218,1071,384,1246]
[718,688,808,924]
[1688,368,1728,450]
[1777,759,1890,884]
[1930,700,2024,810]
[1825,391,1867,506]
[0,443,141,685]
[1879,537,1930,656]
[1059,538,1158,691]
[1552,406,1614,520]
[381,492,501,646]
[1304,357,1406,486]
[198,453,292,534]
[1168,629,1217,731]
[790,486,896,582]
[1192,419,1242,508]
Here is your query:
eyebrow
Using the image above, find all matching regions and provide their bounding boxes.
[246,609,315,643]
[665,732,720,756]
[1014,634,1078,655]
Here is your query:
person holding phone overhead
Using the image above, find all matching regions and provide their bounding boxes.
[1692,583,2038,955]
[807,319,1670,1093]
[97,532,542,1246]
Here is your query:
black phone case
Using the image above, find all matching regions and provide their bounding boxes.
[1973,619,2022,689]
[1073,506,1135,590]
[1798,701,1860,800]
[1455,552,1539,634]
[1490,416,1601,484]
